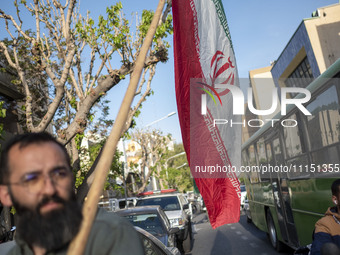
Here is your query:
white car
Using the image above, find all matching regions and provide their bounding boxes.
[240,185,247,209]
[98,197,138,211]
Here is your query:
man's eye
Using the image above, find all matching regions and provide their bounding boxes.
[52,169,68,178]
[23,173,40,183]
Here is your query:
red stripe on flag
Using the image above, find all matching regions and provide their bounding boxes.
[173,0,202,161]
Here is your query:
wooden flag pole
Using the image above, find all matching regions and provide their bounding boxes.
[67,1,166,254]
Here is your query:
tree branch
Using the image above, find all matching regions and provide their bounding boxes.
[33,0,41,42]
[0,10,33,42]
[35,46,76,132]
[0,42,16,69]
[65,0,76,42]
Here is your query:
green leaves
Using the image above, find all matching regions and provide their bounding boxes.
[106,2,122,27]
[0,101,7,140]
[0,102,6,118]
[74,1,131,52]
[70,97,77,110]
[161,144,192,192]
[138,10,173,46]
[139,10,153,39]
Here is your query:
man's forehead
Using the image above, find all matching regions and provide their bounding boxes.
[8,142,68,170]
[11,141,63,153]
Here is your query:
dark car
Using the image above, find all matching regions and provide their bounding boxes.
[136,190,193,253]
[243,198,252,223]
[116,206,179,248]
[135,227,181,255]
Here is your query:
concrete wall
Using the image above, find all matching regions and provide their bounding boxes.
[249,66,280,121]
[305,4,340,73]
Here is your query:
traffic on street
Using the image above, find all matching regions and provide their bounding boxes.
[0,210,296,255]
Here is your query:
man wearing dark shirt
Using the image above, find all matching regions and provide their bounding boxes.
[0,132,144,255]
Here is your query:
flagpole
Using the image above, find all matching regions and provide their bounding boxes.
[67,1,166,254]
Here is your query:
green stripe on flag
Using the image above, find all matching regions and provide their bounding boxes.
[211,0,234,51]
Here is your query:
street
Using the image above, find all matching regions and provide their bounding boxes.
[188,211,295,255]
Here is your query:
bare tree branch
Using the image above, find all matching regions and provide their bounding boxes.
[0,10,33,42]
[33,0,41,41]
[0,42,16,69]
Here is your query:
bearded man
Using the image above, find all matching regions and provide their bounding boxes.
[0,132,144,255]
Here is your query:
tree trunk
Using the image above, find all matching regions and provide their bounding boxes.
[158,164,165,189]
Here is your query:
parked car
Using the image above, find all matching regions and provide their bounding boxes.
[185,191,201,215]
[116,206,179,248]
[135,227,181,255]
[240,185,247,209]
[197,195,206,212]
[136,189,193,253]
[243,198,252,223]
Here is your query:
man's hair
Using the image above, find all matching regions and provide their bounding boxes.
[0,132,71,184]
[331,179,340,196]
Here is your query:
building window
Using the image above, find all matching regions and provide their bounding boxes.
[285,57,314,88]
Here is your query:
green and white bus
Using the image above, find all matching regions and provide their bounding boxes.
[241,58,340,251]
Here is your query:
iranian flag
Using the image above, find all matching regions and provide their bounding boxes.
[172,0,241,228]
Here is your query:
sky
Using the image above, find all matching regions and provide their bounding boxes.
[1,0,339,143]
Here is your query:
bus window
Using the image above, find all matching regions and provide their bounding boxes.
[312,144,340,175]
[287,155,310,179]
[256,138,267,164]
[266,143,274,165]
[305,84,340,177]
[248,144,259,183]
[306,85,340,151]
[273,137,283,165]
[283,114,305,158]
[273,136,285,178]
[256,137,269,180]
[248,144,256,166]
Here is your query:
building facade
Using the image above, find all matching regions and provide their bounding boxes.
[243,3,340,144]
[272,3,340,90]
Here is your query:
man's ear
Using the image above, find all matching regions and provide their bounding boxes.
[332,195,338,205]
[0,185,13,207]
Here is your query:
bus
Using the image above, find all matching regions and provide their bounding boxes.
[241,58,340,252]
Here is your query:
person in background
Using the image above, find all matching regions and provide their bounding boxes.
[0,132,144,255]
[311,179,340,255]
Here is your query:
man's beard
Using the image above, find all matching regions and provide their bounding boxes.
[11,191,83,252]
